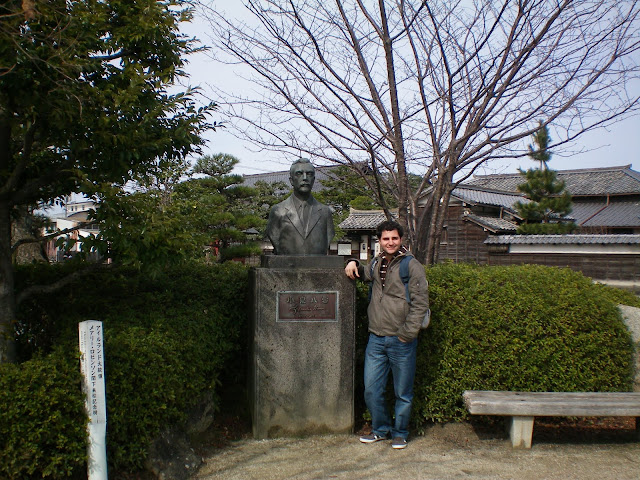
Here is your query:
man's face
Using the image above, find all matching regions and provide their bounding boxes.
[290,163,315,195]
[379,229,402,256]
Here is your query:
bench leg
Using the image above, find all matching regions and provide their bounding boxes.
[636,417,639,441]
[509,416,534,449]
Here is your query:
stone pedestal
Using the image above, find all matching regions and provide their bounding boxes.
[249,255,355,438]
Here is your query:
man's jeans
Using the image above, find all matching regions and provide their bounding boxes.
[363,333,418,440]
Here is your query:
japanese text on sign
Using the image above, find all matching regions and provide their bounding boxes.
[276,291,338,322]
[79,321,107,425]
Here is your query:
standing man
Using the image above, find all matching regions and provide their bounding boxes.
[266,158,334,255]
[344,220,429,449]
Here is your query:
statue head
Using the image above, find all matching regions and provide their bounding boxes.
[289,158,316,198]
[265,157,334,256]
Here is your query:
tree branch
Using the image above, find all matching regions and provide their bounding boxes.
[11,221,93,255]
[16,262,107,306]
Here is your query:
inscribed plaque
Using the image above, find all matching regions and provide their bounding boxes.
[277,291,338,322]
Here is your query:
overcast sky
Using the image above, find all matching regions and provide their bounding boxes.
[181,2,640,177]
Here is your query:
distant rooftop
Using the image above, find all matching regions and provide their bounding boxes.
[338,210,397,231]
[464,214,518,233]
[485,234,640,245]
[467,165,640,196]
[571,200,640,227]
[241,165,339,193]
[451,185,524,212]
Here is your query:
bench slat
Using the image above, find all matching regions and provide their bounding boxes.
[463,391,640,417]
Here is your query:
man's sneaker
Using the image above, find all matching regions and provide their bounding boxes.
[359,433,386,443]
[391,437,408,449]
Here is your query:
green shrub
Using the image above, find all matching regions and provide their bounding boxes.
[5,261,250,477]
[0,348,87,479]
[411,263,635,427]
[220,242,263,262]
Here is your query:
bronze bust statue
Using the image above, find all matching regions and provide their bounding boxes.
[266,159,334,255]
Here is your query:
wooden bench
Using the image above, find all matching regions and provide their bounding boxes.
[463,390,640,449]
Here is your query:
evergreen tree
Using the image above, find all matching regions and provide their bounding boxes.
[315,164,399,239]
[316,165,392,217]
[92,154,287,265]
[187,153,285,248]
[515,123,575,234]
[527,125,552,169]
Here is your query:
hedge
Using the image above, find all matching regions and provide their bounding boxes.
[0,349,87,479]
[1,261,635,477]
[1,261,249,478]
[411,263,635,427]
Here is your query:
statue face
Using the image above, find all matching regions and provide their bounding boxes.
[290,162,315,194]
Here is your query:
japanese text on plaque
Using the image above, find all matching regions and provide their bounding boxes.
[277,291,338,322]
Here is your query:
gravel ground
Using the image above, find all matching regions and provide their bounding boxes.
[193,422,640,480]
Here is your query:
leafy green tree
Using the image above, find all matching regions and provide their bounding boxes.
[0,1,214,363]
[527,125,552,170]
[90,153,287,267]
[251,179,290,218]
[193,152,239,178]
[188,153,286,249]
[316,165,397,214]
[515,124,575,234]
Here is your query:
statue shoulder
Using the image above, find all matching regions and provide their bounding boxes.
[271,196,293,211]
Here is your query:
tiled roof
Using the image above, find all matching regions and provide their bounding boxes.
[451,186,525,211]
[569,200,640,227]
[467,165,640,196]
[241,165,339,193]
[464,215,518,232]
[569,202,611,225]
[485,234,640,245]
[579,200,640,227]
[338,210,397,230]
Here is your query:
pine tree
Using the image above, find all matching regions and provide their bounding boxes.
[515,123,575,234]
[527,126,552,169]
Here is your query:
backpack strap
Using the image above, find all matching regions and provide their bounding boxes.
[367,257,379,302]
[398,254,413,304]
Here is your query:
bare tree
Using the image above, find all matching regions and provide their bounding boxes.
[204,0,640,263]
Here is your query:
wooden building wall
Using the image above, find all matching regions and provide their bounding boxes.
[438,204,639,284]
[486,252,640,283]
[438,205,490,264]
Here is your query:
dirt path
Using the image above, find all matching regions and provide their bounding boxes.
[193,423,640,480]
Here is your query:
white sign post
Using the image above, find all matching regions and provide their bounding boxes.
[79,320,108,480]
